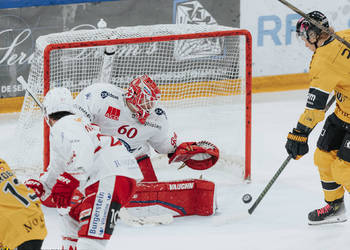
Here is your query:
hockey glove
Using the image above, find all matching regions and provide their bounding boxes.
[285,128,309,160]
[51,172,80,208]
[25,179,45,198]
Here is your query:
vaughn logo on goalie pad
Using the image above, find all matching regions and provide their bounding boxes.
[169,182,194,191]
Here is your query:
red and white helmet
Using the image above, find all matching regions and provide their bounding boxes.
[125,75,161,124]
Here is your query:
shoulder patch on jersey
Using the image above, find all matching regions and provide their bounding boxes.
[155,108,167,119]
[101,91,119,100]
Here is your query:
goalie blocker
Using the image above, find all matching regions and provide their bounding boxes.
[126,179,216,216]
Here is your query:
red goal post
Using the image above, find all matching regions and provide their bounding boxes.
[18,24,252,180]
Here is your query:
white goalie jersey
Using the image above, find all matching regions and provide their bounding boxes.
[73,83,177,158]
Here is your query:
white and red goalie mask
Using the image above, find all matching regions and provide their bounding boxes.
[125,75,161,124]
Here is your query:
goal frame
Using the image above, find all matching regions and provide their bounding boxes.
[42,29,252,180]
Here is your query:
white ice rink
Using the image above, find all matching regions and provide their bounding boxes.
[1,89,348,250]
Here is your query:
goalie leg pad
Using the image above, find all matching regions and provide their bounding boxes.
[126,179,216,216]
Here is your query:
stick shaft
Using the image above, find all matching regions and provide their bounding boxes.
[278,0,350,49]
[248,155,292,214]
[17,76,44,111]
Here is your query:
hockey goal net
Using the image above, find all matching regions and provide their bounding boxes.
[13,24,252,181]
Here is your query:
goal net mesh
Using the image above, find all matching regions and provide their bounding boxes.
[11,24,251,182]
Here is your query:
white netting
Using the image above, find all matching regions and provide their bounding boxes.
[12,24,251,181]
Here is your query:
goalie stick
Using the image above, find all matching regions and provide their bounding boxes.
[248,95,336,215]
[278,0,350,49]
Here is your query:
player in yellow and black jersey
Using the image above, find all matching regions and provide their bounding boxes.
[0,158,47,249]
[285,11,350,225]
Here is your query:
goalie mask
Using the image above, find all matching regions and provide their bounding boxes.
[43,87,74,119]
[296,11,329,45]
[125,75,161,124]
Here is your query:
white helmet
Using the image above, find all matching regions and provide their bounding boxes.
[43,87,74,116]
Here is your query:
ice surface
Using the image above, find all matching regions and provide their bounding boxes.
[0,90,347,250]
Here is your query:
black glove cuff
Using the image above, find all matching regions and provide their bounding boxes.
[295,122,312,135]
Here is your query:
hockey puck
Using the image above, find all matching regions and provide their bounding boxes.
[242,193,252,204]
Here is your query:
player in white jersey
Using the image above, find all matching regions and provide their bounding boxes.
[26,87,142,250]
[72,75,220,221]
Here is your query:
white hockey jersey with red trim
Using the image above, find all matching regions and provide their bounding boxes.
[40,115,142,193]
[73,83,177,158]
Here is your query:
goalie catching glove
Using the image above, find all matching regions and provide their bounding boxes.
[168,141,219,170]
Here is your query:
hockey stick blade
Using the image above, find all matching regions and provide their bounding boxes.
[278,0,350,49]
[17,76,44,111]
[248,95,336,215]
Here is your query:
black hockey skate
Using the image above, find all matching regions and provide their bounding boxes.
[308,200,347,225]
